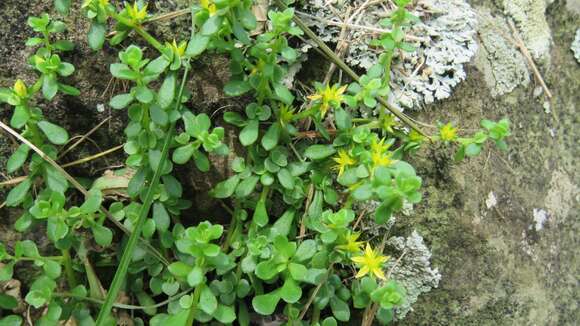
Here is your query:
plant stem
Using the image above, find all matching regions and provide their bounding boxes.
[61,248,78,288]
[94,63,191,325]
[186,283,204,325]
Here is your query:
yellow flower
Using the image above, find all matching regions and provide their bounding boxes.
[439,122,457,141]
[351,244,390,280]
[336,232,364,253]
[332,149,356,176]
[371,150,393,168]
[307,84,347,118]
[370,137,391,155]
[13,80,27,98]
[369,137,393,169]
[127,2,148,23]
[167,39,187,57]
[200,0,217,15]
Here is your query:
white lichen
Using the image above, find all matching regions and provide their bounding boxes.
[572,29,580,63]
[386,230,441,320]
[300,0,478,109]
[532,208,549,231]
[502,0,552,65]
[475,11,530,97]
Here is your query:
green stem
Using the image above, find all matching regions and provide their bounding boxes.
[61,248,78,288]
[107,10,166,54]
[186,283,204,325]
[94,63,191,326]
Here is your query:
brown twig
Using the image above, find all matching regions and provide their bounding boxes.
[507,20,552,99]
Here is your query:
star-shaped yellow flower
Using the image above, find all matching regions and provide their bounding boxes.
[332,149,356,176]
[307,83,347,118]
[127,2,148,23]
[167,39,187,57]
[371,150,393,168]
[439,122,457,142]
[336,232,364,253]
[351,244,389,280]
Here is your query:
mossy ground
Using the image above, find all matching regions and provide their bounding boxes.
[0,0,578,324]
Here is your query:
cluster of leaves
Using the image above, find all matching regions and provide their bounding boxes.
[1,1,511,325]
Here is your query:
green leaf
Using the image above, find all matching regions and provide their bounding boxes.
[168,262,192,278]
[42,73,58,100]
[261,123,280,151]
[80,189,102,214]
[211,175,240,199]
[330,297,350,321]
[465,143,482,157]
[213,304,236,323]
[135,85,154,103]
[187,266,204,287]
[172,144,194,164]
[110,93,134,109]
[88,23,106,50]
[274,84,294,104]
[58,83,80,96]
[0,315,22,326]
[255,260,277,280]
[150,105,168,126]
[322,317,338,326]
[253,195,268,227]
[38,121,69,145]
[240,119,259,146]
[304,145,336,160]
[153,203,170,232]
[193,151,210,172]
[252,291,280,315]
[6,178,31,207]
[277,168,294,190]
[294,240,316,262]
[288,262,307,281]
[186,34,209,58]
[270,209,295,237]
[279,278,301,303]
[201,15,223,36]
[352,183,373,201]
[7,144,29,173]
[144,56,170,76]
[199,286,218,315]
[158,73,177,109]
[0,294,18,310]
[47,218,69,242]
[54,40,75,52]
[10,106,30,129]
[43,259,62,279]
[92,225,113,246]
[235,175,259,198]
[224,80,251,97]
[0,262,14,281]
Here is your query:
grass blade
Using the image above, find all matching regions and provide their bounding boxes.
[94,63,191,325]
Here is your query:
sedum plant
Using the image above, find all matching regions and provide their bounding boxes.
[0,1,510,325]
